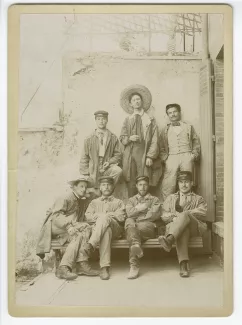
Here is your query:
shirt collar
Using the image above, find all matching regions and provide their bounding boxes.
[136,193,152,200]
[131,109,145,118]
[95,128,107,135]
[179,191,193,197]
[100,195,114,202]
[167,120,183,126]
[72,191,87,200]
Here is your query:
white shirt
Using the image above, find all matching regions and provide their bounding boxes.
[179,192,192,207]
[95,129,108,157]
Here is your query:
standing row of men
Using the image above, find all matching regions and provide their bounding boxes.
[36,172,208,280]
[79,84,201,201]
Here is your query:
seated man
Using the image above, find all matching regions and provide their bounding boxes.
[83,176,126,280]
[36,176,99,280]
[125,176,162,279]
[158,171,208,277]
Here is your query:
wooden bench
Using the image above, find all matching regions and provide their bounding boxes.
[51,233,211,269]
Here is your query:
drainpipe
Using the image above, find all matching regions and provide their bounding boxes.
[202,13,209,59]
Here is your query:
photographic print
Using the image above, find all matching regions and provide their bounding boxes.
[8,4,232,317]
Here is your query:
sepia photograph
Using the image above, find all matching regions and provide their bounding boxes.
[8,4,232,317]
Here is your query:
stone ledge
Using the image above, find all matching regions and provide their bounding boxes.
[212,221,224,238]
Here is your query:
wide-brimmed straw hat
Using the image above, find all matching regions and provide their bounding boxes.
[120,84,152,114]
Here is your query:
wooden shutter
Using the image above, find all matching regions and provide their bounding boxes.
[198,58,215,222]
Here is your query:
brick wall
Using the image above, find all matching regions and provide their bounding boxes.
[214,59,224,221]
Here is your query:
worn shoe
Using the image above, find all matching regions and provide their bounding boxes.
[158,235,174,252]
[100,267,110,280]
[127,265,140,279]
[130,244,144,258]
[179,261,190,278]
[56,266,78,280]
[76,261,99,276]
[81,243,94,256]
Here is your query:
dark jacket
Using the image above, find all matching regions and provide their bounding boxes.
[120,115,162,186]
[79,129,121,188]
[36,191,93,259]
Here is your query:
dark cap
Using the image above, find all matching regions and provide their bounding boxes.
[136,175,149,184]
[99,176,114,184]
[166,103,181,113]
[94,110,109,117]
[177,171,192,181]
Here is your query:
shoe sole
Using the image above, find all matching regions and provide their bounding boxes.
[158,236,172,252]
[180,273,190,278]
[56,274,78,280]
[77,271,99,276]
[130,245,144,258]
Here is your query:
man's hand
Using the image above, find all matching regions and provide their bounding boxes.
[146,157,153,167]
[161,214,176,224]
[129,135,140,142]
[74,222,90,231]
[67,226,78,237]
[103,162,110,170]
[136,203,149,212]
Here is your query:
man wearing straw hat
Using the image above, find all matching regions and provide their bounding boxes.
[120,84,162,197]
[36,175,99,280]
[158,171,207,277]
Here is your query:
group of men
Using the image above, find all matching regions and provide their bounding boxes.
[36,84,207,281]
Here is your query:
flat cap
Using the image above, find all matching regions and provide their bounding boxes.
[136,175,149,184]
[177,171,192,181]
[99,176,114,184]
[94,110,109,117]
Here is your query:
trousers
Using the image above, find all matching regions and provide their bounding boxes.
[160,152,194,201]
[165,212,200,263]
[88,214,123,268]
[125,218,156,266]
[57,228,91,269]
[97,159,122,188]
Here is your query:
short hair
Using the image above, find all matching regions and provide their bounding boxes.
[166,103,181,114]
[129,92,143,103]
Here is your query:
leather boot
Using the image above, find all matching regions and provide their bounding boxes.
[100,267,110,280]
[56,266,78,280]
[127,265,140,280]
[130,244,143,258]
[158,235,175,252]
[179,260,190,278]
[76,261,99,276]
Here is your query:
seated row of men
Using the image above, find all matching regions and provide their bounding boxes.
[36,171,207,280]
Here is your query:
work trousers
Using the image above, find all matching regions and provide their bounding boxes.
[160,152,194,201]
[125,218,156,267]
[165,212,200,263]
[88,214,123,268]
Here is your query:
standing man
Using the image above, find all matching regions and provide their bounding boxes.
[158,171,207,277]
[36,176,99,280]
[120,85,162,197]
[159,103,201,202]
[80,110,122,193]
[125,176,161,279]
[83,176,126,280]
